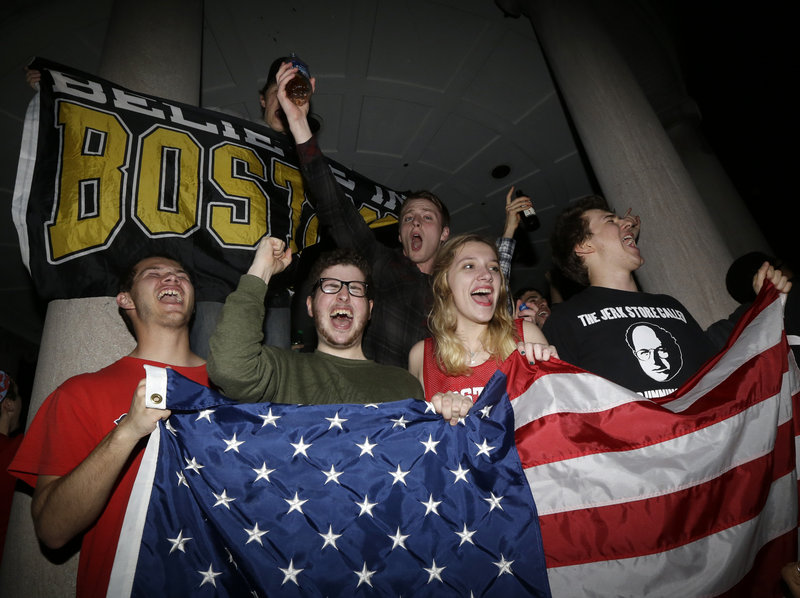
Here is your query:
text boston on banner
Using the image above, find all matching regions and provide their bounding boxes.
[12,57,404,302]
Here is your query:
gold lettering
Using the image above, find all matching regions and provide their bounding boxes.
[48,102,128,260]
[209,144,268,246]
[272,160,307,252]
[135,127,201,235]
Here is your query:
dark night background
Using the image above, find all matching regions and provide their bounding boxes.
[676,1,794,270]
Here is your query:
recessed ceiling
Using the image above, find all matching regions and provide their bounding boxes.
[0,0,791,380]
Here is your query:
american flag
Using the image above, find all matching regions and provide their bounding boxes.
[507,282,800,597]
[108,283,797,597]
[107,366,552,596]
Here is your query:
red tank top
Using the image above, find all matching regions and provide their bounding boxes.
[422,320,524,402]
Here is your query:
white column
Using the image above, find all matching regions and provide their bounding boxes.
[499,0,740,326]
[99,0,202,105]
[0,300,134,596]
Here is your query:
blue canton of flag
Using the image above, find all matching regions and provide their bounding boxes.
[107,367,551,597]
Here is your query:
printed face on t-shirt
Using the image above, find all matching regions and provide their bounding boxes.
[626,323,682,382]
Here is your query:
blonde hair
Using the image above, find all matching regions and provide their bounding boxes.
[429,234,518,376]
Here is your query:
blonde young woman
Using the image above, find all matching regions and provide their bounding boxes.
[409,234,557,424]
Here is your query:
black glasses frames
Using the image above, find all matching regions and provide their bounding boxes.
[314,277,369,297]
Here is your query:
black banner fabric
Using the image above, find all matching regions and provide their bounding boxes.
[13,58,404,302]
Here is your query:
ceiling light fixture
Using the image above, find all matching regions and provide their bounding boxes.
[491,164,510,179]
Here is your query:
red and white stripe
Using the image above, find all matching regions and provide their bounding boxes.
[504,284,800,597]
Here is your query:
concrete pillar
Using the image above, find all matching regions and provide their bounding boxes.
[0,1,202,595]
[0,300,135,596]
[99,0,203,105]
[498,0,739,326]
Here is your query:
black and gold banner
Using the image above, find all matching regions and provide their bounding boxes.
[12,58,403,301]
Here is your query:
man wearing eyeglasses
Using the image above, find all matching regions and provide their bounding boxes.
[207,236,424,404]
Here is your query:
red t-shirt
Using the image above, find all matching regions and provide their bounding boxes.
[9,357,208,598]
[422,320,524,401]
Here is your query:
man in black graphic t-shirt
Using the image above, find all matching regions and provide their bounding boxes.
[544,284,713,397]
[543,196,792,396]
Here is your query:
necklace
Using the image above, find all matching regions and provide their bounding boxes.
[467,346,485,366]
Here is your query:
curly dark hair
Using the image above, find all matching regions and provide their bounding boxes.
[550,195,609,287]
[307,248,374,299]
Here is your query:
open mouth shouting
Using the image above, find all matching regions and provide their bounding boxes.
[157,288,183,303]
[409,232,423,253]
[157,288,184,304]
[621,232,642,263]
[470,286,495,308]
[330,306,354,330]
[535,306,550,326]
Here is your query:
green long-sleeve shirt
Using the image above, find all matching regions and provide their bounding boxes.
[208,275,424,405]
